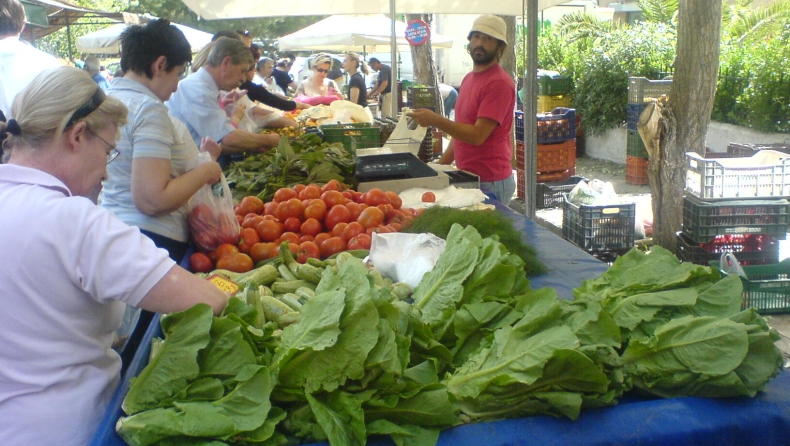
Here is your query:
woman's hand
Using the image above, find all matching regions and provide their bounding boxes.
[295,102,310,110]
[199,136,222,162]
[195,160,222,185]
[230,104,247,126]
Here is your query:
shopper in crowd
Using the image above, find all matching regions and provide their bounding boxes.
[343,52,368,107]
[167,37,280,166]
[273,54,298,95]
[84,55,110,92]
[0,66,228,446]
[438,82,458,118]
[254,57,284,95]
[0,0,61,119]
[294,53,342,99]
[242,51,309,112]
[407,15,516,205]
[103,18,222,263]
[367,57,393,118]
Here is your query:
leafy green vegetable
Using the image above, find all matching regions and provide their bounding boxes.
[404,207,547,276]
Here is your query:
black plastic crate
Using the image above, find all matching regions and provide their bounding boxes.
[682,194,790,243]
[675,231,779,266]
[407,86,438,109]
[627,103,648,131]
[562,194,636,251]
[536,175,586,209]
[515,110,524,142]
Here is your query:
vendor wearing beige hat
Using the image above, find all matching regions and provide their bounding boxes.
[407,14,516,204]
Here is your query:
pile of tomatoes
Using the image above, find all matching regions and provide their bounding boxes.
[189,180,423,273]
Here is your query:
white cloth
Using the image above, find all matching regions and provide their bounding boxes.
[379,92,393,119]
[0,164,175,446]
[0,36,61,118]
[103,77,199,242]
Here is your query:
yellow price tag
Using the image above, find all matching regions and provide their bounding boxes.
[206,274,239,296]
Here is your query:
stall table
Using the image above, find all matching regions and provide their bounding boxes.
[91,200,790,446]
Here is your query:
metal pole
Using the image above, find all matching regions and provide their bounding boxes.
[390,0,398,118]
[523,0,538,218]
[66,10,73,62]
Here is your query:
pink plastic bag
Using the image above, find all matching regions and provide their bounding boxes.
[295,94,341,106]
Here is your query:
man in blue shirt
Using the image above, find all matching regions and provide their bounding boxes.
[84,56,109,92]
[167,37,279,165]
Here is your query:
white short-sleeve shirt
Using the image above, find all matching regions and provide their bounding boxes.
[166,67,236,148]
[0,164,175,446]
[0,36,61,118]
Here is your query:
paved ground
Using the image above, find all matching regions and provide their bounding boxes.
[510,156,790,367]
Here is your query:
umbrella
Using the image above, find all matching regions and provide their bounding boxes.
[277,14,453,52]
[76,22,213,54]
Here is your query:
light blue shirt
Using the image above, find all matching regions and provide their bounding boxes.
[102,77,198,242]
[91,72,110,92]
[166,67,236,148]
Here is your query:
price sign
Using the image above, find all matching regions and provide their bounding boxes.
[207,274,239,296]
[405,20,430,46]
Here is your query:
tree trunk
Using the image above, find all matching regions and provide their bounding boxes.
[499,15,518,83]
[407,14,443,115]
[644,0,721,252]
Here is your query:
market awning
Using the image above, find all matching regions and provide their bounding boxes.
[76,22,213,54]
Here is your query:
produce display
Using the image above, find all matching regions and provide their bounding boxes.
[224,134,356,202]
[116,227,783,446]
[190,181,423,273]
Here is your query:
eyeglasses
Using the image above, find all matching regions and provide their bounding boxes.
[87,128,119,164]
[315,67,328,73]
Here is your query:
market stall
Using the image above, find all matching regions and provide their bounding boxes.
[91,198,790,445]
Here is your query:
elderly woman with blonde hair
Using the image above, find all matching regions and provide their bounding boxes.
[0,66,228,445]
[294,53,342,99]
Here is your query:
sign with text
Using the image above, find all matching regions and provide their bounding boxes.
[405,20,430,46]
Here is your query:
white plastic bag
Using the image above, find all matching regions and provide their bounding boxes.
[720,251,748,279]
[186,152,240,252]
[568,178,619,206]
[369,232,446,288]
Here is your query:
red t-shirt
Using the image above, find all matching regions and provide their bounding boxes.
[453,64,516,183]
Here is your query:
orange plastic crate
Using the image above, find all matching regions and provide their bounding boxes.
[626,155,649,185]
[537,139,576,174]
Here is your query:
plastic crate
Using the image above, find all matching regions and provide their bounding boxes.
[536,175,586,209]
[407,86,438,109]
[727,142,790,158]
[626,155,649,185]
[682,194,790,242]
[538,139,576,173]
[537,108,576,144]
[562,194,636,251]
[320,123,380,153]
[675,231,779,266]
[537,94,572,113]
[627,103,648,131]
[628,77,672,103]
[627,129,649,159]
[685,150,790,199]
[537,169,574,183]
[712,259,790,314]
[515,110,524,142]
[537,75,574,96]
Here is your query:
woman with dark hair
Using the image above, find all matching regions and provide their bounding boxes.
[102,19,222,263]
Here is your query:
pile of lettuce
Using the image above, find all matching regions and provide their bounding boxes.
[116,226,783,446]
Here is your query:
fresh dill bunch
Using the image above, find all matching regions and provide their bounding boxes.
[404,207,547,277]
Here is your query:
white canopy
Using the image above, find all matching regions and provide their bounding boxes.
[76,22,213,54]
[181,0,571,20]
[278,15,453,52]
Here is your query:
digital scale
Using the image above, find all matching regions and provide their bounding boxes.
[354,151,479,193]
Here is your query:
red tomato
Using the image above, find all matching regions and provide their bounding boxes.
[297,241,321,264]
[240,227,260,246]
[189,252,214,273]
[299,184,322,200]
[304,199,328,221]
[275,198,305,221]
[214,243,240,260]
[320,236,347,258]
[274,187,298,202]
[347,233,372,250]
[216,253,253,273]
[299,234,315,243]
[256,219,283,243]
[341,190,353,200]
[331,222,348,238]
[364,188,390,206]
[283,217,302,234]
[292,184,306,195]
[314,232,331,248]
[235,214,244,225]
[384,191,402,210]
[300,218,323,237]
[342,221,365,241]
[346,202,363,221]
[249,242,276,263]
[357,206,385,229]
[422,192,436,203]
[263,201,278,216]
[241,215,265,230]
[321,190,346,209]
[325,204,352,231]
[377,204,396,220]
[237,196,264,215]
[280,232,300,245]
[321,179,342,192]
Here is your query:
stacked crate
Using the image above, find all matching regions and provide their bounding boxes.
[677,150,790,266]
[562,194,636,262]
[626,77,672,185]
[536,75,573,113]
[514,109,577,201]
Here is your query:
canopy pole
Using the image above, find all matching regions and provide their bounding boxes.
[390,0,398,118]
[66,10,74,62]
[523,0,538,218]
